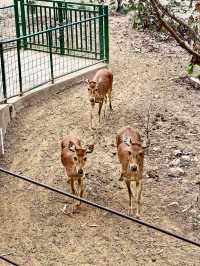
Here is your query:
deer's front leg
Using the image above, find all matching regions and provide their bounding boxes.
[90,105,95,129]
[136,180,143,218]
[125,180,133,216]
[98,101,103,123]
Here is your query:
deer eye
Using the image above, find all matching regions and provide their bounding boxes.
[84,157,87,161]
[74,157,78,161]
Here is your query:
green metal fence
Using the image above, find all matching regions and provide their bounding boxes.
[0,1,109,103]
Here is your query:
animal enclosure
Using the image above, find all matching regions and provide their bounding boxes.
[0,0,109,102]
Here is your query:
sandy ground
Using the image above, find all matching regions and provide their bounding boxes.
[1,15,200,265]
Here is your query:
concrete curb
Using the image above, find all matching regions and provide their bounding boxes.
[0,63,107,136]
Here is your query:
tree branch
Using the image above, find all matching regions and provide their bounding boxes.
[150,0,200,60]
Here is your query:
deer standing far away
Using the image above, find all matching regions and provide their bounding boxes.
[116,126,144,218]
[61,135,94,213]
[85,68,113,129]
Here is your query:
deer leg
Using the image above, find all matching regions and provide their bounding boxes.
[125,180,133,215]
[76,177,84,207]
[108,90,113,111]
[103,96,107,118]
[136,180,143,218]
[70,178,79,213]
[119,172,124,181]
[98,101,103,123]
[90,106,95,129]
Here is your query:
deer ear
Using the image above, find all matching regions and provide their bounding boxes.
[68,141,76,152]
[86,143,95,154]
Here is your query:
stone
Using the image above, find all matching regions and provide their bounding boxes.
[181,155,191,162]
[168,202,179,208]
[189,209,197,216]
[174,149,182,157]
[169,158,180,167]
[169,167,185,177]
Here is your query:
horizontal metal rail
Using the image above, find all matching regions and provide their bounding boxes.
[24,3,100,13]
[27,0,102,7]
[0,255,21,266]
[0,5,15,10]
[0,14,105,45]
[0,167,200,248]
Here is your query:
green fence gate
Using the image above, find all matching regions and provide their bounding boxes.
[0,0,109,102]
[14,0,109,60]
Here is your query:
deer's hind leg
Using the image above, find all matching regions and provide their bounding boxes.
[108,88,113,111]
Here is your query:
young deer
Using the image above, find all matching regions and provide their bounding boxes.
[61,135,94,212]
[116,126,144,218]
[85,68,113,129]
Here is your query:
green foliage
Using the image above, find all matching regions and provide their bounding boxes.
[187,63,194,75]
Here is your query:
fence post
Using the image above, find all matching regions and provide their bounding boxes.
[58,2,65,55]
[20,0,27,48]
[0,43,7,103]
[104,5,109,62]
[16,39,23,96]
[48,30,54,84]
[14,0,21,47]
[99,5,105,60]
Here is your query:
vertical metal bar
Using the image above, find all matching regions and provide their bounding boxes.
[93,11,97,59]
[35,5,40,44]
[16,39,23,96]
[104,5,109,62]
[70,10,74,50]
[40,6,44,44]
[89,11,92,52]
[31,2,36,43]
[58,2,65,55]
[14,0,21,46]
[20,0,27,48]
[0,43,7,103]
[99,5,104,60]
[75,11,78,50]
[66,7,70,54]
[53,6,58,49]
[48,30,54,84]
[79,11,83,52]
[84,10,88,51]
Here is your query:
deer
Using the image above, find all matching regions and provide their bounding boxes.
[85,68,113,129]
[116,126,144,218]
[61,135,94,213]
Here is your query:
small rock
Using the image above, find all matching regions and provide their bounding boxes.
[189,209,197,216]
[168,202,179,208]
[152,147,161,152]
[168,167,185,177]
[174,150,182,157]
[181,155,190,162]
[169,158,180,167]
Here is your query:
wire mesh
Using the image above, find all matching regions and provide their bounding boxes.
[0,1,16,44]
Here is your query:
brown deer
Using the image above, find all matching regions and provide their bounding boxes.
[116,126,144,218]
[85,68,113,129]
[61,135,94,213]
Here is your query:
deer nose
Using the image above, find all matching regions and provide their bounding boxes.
[78,169,84,175]
[130,165,137,172]
[90,98,95,103]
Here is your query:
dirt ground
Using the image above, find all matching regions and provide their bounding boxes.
[1,15,200,265]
